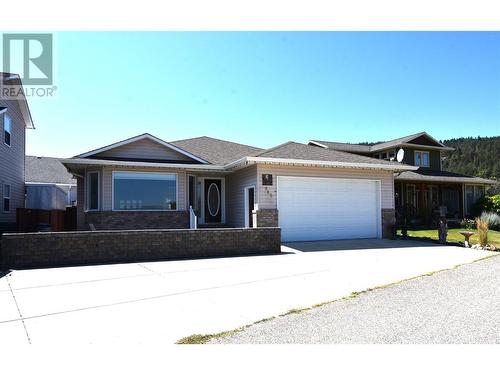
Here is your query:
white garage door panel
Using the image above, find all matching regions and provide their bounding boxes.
[278,176,381,242]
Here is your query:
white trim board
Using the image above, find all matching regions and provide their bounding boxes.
[307,140,329,149]
[62,158,224,170]
[62,153,419,173]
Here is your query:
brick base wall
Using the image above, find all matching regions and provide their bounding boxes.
[381,208,396,239]
[255,209,279,227]
[84,211,189,230]
[1,227,281,269]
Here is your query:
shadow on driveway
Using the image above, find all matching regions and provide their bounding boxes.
[283,238,439,253]
[0,270,10,279]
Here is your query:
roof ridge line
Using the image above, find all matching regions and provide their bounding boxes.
[253,141,296,156]
[172,135,264,150]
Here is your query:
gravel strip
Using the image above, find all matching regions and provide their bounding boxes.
[210,254,500,344]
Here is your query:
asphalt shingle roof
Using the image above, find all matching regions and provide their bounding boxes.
[312,132,447,153]
[395,169,497,184]
[171,136,263,165]
[26,156,76,184]
[310,140,372,153]
[255,141,402,166]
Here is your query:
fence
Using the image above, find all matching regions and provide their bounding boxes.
[16,207,77,232]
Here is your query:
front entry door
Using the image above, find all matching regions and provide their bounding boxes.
[204,179,222,223]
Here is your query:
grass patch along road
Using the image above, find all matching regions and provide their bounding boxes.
[398,228,500,248]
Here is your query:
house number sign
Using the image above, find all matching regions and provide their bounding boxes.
[262,174,273,186]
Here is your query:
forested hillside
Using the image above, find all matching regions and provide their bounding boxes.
[441,136,500,180]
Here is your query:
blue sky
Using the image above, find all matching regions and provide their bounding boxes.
[25,32,500,157]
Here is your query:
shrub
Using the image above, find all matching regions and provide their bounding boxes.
[480,211,500,230]
[472,195,500,217]
[475,218,489,247]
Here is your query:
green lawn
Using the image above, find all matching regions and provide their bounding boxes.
[397,228,500,247]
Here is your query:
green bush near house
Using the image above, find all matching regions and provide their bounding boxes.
[472,194,500,217]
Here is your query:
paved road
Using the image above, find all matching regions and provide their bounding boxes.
[211,254,500,344]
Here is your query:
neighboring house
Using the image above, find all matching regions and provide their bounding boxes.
[309,132,496,225]
[0,73,35,232]
[25,156,77,210]
[61,133,414,242]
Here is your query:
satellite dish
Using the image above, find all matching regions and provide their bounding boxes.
[396,148,405,163]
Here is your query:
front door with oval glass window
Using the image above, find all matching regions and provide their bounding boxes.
[204,179,222,223]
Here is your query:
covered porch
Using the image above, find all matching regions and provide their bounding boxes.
[394,169,495,228]
[395,181,487,227]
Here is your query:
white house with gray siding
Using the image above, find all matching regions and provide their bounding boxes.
[62,133,415,241]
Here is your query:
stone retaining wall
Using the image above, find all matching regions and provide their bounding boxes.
[1,227,281,269]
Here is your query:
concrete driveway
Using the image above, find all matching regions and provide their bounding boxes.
[0,239,492,345]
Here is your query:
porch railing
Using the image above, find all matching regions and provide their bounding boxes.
[189,205,197,229]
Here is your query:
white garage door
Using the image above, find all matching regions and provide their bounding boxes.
[277,176,381,242]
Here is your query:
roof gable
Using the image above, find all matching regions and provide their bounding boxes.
[310,132,452,153]
[76,133,208,164]
[407,134,445,147]
[370,132,449,151]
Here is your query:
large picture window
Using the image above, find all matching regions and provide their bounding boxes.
[113,172,177,211]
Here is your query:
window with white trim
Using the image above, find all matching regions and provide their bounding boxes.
[415,151,430,167]
[87,171,100,211]
[3,184,11,212]
[113,172,177,211]
[4,114,12,146]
